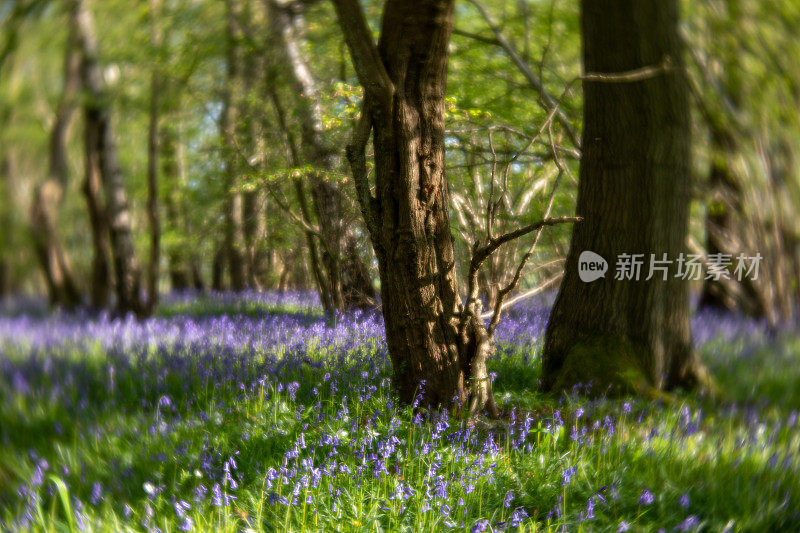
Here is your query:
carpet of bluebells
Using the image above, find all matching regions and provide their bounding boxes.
[1,291,800,532]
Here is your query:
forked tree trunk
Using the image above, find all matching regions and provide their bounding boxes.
[698,128,765,317]
[30,29,82,308]
[334,0,496,410]
[264,61,334,313]
[74,0,146,316]
[541,0,707,394]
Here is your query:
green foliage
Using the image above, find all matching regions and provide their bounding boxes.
[1,302,799,531]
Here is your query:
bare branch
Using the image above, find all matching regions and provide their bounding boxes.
[475,215,580,266]
[479,270,562,319]
[452,27,499,46]
[485,124,572,335]
[582,55,674,83]
[464,0,581,150]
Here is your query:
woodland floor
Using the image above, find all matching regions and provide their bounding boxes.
[1,291,799,532]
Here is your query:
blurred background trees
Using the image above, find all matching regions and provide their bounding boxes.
[0,0,797,327]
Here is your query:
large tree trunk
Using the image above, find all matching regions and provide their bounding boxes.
[30,28,82,308]
[270,0,375,310]
[221,0,248,292]
[541,0,707,394]
[73,0,147,316]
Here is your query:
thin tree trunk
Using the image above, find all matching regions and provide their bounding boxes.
[0,155,11,300]
[265,81,333,314]
[240,10,267,290]
[74,0,146,316]
[82,144,112,309]
[161,119,191,291]
[30,27,82,308]
[222,0,247,291]
[541,0,707,394]
[145,0,163,309]
[270,0,375,310]
[212,244,226,291]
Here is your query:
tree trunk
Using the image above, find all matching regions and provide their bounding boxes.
[145,0,163,309]
[270,0,375,310]
[160,119,191,292]
[82,143,112,309]
[0,260,7,300]
[0,155,11,300]
[541,0,707,394]
[221,0,248,292]
[212,245,226,291]
[341,238,376,308]
[30,27,82,308]
[264,71,334,313]
[697,0,765,318]
[334,0,494,409]
[74,0,146,316]
[698,128,765,317]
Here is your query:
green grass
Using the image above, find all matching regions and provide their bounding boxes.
[1,306,799,532]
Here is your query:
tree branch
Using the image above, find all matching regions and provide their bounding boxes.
[330,0,393,109]
[464,0,581,150]
[345,103,379,240]
[474,215,581,267]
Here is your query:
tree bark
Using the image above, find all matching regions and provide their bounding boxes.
[145,0,163,309]
[334,0,486,408]
[30,24,82,308]
[74,0,147,316]
[0,155,12,300]
[221,0,248,292]
[269,0,375,310]
[160,118,192,292]
[82,142,112,310]
[541,0,707,394]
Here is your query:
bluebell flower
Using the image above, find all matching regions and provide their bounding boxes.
[675,515,699,531]
[562,466,576,486]
[503,491,514,508]
[679,493,690,509]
